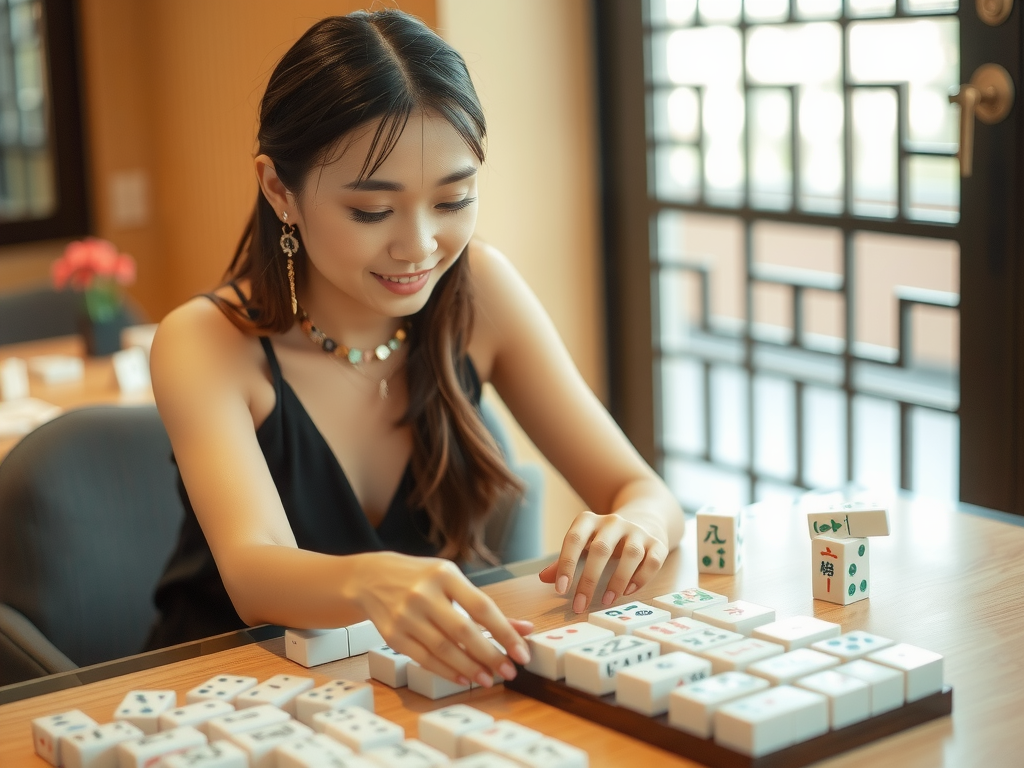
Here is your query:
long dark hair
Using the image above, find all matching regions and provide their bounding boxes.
[222,10,521,563]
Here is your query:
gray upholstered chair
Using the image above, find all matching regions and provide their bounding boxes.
[0,285,82,346]
[0,283,146,347]
[0,401,542,686]
[478,398,544,565]
[0,406,183,686]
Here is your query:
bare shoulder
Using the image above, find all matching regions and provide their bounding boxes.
[150,288,266,413]
[465,239,533,381]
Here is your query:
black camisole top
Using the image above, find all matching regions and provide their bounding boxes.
[144,311,481,650]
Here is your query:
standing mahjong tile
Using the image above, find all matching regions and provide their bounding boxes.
[588,602,670,635]
[807,501,890,539]
[696,506,743,575]
[812,534,870,605]
[652,588,728,618]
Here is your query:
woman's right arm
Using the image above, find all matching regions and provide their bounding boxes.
[149,300,531,686]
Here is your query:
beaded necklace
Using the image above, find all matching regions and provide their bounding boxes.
[297,305,408,399]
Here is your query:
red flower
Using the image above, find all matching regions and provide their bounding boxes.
[51,238,136,291]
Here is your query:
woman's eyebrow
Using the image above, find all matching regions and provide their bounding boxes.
[342,166,477,192]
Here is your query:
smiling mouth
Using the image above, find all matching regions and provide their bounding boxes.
[373,269,431,284]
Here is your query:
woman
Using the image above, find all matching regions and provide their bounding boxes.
[146,9,683,690]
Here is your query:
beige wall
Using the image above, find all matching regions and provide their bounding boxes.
[438,0,604,551]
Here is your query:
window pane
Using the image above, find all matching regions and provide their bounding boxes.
[656,211,746,328]
[796,0,843,19]
[664,457,750,511]
[748,88,792,210]
[851,88,898,217]
[906,154,959,223]
[848,19,959,145]
[651,87,701,143]
[803,386,846,489]
[754,374,795,480]
[853,231,959,366]
[911,407,959,501]
[661,357,706,455]
[853,395,900,491]
[710,365,748,467]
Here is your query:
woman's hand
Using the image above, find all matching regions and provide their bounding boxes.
[355,552,533,687]
[538,509,670,613]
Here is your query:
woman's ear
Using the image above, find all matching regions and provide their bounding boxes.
[255,154,295,219]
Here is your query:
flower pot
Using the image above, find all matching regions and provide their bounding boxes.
[78,307,130,357]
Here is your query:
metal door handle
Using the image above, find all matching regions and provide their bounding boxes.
[949,64,1014,178]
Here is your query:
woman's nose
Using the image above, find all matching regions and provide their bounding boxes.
[391,214,438,264]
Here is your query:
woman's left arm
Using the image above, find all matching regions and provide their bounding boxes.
[469,242,685,614]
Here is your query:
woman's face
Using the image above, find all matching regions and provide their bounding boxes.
[290,111,480,318]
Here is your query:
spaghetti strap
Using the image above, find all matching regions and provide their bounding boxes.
[227,281,248,307]
[258,336,283,382]
[198,282,281,382]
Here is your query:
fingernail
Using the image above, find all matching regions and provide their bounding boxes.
[555,575,569,595]
[625,582,638,595]
[475,671,494,688]
[511,643,530,665]
[573,593,587,613]
[500,661,517,680]
[457,675,472,687]
[602,590,615,606]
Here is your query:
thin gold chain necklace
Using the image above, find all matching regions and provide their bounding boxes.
[297,305,408,399]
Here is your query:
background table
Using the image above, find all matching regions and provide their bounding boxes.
[1,494,1022,766]
[0,336,151,461]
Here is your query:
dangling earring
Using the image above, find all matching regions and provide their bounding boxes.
[279,212,299,315]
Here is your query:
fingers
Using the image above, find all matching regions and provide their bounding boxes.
[553,512,599,597]
[509,617,535,636]
[572,522,624,613]
[601,532,648,605]
[388,631,472,688]
[446,573,532,671]
[552,512,670,614]
[537,561,558,584]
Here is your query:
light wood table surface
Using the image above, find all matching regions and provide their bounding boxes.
[0,494,1021,766]
[0,336,152,461]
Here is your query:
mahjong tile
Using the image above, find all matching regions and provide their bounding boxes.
[588,602,670,635]
[525,622,614,680]
[752,615,841,651]
[651,588,728,618]
[691,601,775,636]
[811,630,894,661]
[747,648,839,685]
[867,643,944,701]
[668,672,771,738]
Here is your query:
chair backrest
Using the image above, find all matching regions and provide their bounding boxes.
[0,285,82,346]
[478,398,544,564]
[0,405,183,667]
[0,283,147,346]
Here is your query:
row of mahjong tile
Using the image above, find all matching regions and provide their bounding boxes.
[31,674,580,768]
[520,589,944,758]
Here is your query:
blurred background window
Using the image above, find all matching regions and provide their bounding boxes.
[0,0,88,246]
[598,0,1021,513]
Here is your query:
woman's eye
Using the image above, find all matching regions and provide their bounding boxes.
[436,197,477,213]
[349,208,391,224]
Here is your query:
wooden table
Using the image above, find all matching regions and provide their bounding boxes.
[0,336,152,461]
[1,494,1022,766]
